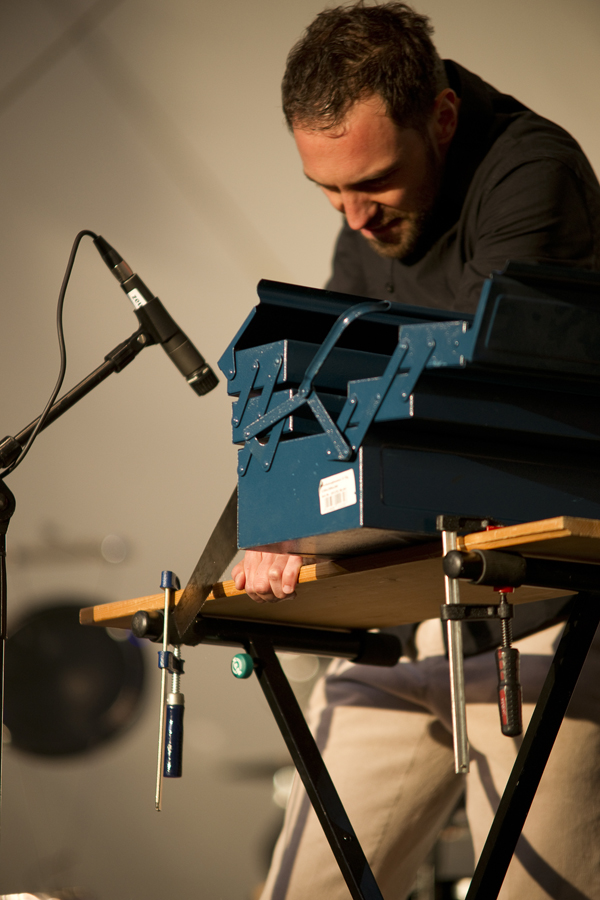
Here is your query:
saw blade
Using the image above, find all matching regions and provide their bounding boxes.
[173,486,238,641]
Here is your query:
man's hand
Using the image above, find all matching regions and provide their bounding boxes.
[232,551,304,603]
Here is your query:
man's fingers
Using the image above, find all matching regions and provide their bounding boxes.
[234,551,304,603]
[255,554,288,600]
[232,561,246,591]
[282,554,303,595]
[241,551,271,602]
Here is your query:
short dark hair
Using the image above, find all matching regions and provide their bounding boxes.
[282,2,447,132]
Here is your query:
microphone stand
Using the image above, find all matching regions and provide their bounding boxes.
[0,324,156,834]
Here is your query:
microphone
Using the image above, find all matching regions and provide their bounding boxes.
[93,235,218,396]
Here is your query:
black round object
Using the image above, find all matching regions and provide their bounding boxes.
[4,603,146,756]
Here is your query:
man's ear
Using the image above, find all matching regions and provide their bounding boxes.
[429,88,460,155]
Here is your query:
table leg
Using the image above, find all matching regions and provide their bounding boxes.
[248,635,385,900]
[466,592,600,899]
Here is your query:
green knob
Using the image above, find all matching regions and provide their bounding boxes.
[231,653,254,679]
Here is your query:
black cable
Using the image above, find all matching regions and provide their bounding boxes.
[1,229,98,478]
[0,533,6,642]
[0,533,5,833]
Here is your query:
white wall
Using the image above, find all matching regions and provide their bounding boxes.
[0,1,598,897]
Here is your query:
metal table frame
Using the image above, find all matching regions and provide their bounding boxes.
[183,564,600,900]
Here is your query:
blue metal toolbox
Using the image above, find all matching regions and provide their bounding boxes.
[218,262,600,555]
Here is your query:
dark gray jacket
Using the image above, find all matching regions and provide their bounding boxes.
[327,62,600,313]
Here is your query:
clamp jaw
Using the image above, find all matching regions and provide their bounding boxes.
[438,517,524,774]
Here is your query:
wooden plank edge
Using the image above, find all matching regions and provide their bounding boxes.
[459,516,600,553]
[459,516,566,551]
[460,528,573,553]
[80,590,182,626]
[80,558,351,628]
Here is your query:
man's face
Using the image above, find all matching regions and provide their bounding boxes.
[293,94,454,260]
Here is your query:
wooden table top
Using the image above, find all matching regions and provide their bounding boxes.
[80,516,598,632]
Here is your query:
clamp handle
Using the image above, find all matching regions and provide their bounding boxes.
[496,647,523,737]
[495,590,522,737]
[164,691,184,777]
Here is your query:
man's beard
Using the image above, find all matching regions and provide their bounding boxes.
[363,207,433,260]
[362,141,442,261]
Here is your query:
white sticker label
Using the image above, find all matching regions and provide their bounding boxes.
[127,287,147,309]
[318,469,357,515]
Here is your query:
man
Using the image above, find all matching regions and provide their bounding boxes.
[233,4,600,898]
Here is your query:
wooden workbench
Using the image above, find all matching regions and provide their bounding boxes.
[80,515,600,632]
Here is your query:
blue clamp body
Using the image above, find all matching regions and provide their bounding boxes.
[158,650,185,674]
[160,570,180,590]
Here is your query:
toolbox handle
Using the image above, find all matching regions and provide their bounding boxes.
[297,300,391,397]
[241,299,391,466]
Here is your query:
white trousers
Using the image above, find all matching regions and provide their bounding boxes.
[260,619,600,900]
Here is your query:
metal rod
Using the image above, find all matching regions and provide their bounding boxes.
[155,583,171,811]
[442,530,469,774]
[190,616,401,666]
[0,330,148,470]
[171,645,181,693]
